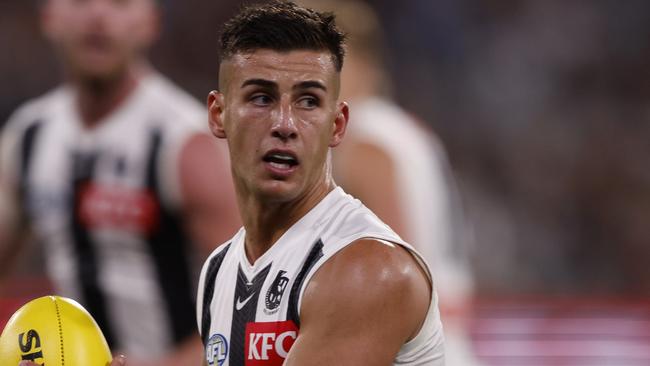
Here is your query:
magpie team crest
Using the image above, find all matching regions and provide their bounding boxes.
[265,270,289,314]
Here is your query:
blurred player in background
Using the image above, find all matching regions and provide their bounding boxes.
[301,0,479,364]
[0,0,240,365]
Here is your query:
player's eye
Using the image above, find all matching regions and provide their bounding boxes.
[250,94,273,106]
[296,96,319,109]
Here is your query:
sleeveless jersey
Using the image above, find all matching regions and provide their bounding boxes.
[0,73,207,357]
[197,187,445,366]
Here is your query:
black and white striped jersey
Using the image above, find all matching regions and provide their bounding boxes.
[197,187,445,366]
[0,73,207,358]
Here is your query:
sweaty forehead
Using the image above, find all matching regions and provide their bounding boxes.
[219,49,338,91]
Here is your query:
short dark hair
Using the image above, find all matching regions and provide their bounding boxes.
[220,1,346,71]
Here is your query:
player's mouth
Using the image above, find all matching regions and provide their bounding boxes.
[262,150,299,177]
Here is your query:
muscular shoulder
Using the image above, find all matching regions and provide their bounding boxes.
[284,239,432,364]
[301,238,431,341]
[309,239,426,293]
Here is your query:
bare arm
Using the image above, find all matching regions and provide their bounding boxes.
[179,133,241,259]
[283,239,431,365]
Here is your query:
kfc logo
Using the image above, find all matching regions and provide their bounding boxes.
[77,183,159,234]
[245,321,298,365]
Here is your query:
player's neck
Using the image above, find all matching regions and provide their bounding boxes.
[73,64,145,128]
[240,180,335,264]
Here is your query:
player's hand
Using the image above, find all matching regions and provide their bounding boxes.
[19,355,127,366]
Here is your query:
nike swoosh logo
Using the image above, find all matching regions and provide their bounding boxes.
[235,294,255,311]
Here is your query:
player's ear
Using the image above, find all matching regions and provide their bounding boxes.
[207,91,227,139]
[329,101,349,147]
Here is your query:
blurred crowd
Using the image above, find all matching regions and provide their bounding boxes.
[372,0,650,297]
[2,0,650,300]
[427,0,650,296]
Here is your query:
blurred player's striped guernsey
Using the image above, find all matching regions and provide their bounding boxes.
[0,73,206,358]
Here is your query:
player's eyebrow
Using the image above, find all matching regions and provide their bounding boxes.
[293,80,326,92]
[241,78,277,90]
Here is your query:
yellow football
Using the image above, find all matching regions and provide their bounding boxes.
[0,295,112,366]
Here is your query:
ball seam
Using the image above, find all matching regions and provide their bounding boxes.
[54,298,65,366]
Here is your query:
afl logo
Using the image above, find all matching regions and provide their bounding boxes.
[265,270,289,314]
[205,334,228,366]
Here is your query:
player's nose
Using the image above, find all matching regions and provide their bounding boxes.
[271,98,298,141]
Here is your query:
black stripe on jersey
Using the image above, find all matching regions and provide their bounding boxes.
[144,128,197,345]
[70,150,118,349]
[200,243,231,347]
[287,239,324,327]
[230,263,272,366]
[18,120,43,205]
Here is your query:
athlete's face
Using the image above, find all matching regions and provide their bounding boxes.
[209,49,348,203]
[41,0,159,80]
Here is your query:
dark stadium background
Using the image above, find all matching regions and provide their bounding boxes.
[2,1,650,364]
